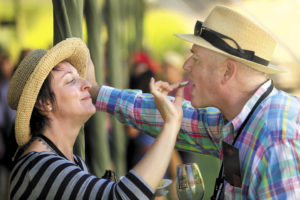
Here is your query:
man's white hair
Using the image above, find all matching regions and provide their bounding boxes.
[237,61,268,78]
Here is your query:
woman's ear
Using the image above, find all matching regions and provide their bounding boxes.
[35,99,52,113]
[221,59,237,84]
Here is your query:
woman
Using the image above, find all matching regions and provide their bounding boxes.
[7,38,184,199]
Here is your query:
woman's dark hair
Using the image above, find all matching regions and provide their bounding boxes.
[30,70,56,137]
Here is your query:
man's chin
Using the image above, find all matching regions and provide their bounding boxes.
[191,101,199,108]
[191,99,206,108]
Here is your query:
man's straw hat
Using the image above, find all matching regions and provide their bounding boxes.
[7,38,89,146]
[175,5,285,74]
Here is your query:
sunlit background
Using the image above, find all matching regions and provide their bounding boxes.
[1,0,300,199]
[1,0,300,92]
[1,0,300,90]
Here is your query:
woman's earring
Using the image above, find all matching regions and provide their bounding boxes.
[48,106,52,111]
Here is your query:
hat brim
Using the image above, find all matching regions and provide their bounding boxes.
[15,38,89,146]
[175,34,285,74]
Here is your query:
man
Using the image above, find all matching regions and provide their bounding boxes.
[88,5,300,199]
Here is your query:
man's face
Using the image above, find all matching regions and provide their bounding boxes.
[183,44,220,108]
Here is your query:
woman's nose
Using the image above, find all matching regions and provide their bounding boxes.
[81,78,92,91]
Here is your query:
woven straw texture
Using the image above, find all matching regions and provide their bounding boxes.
[175,5,285,74]
[7,38,88,146]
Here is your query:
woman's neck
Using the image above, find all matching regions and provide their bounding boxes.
[43,119,81,162]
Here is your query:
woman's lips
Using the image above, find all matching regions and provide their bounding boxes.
[82,96,91,101]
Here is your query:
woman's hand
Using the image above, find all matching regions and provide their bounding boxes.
[149,77,184,127]
[133,78,184,189]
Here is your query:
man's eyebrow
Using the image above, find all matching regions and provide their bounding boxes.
[190,49,194,54]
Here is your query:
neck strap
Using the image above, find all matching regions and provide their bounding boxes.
[211,81,274,200]
[232,81,274,145]
[38,134,68,160]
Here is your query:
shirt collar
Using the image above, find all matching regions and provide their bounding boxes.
[225,80,272,131]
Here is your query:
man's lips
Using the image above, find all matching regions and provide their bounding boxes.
[188,79,194,87]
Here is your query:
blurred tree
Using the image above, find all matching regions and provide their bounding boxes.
[104,0,127,178]
[83,0,111,177]
[52,0,83,45]
[133,0,145,53]
[52,0,86,161]
[52,0,111,177]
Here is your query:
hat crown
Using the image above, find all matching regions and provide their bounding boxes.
[7,50,47,110]
[204,6,276,61]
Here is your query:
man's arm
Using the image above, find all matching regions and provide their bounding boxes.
[94,85,224,157]
[86,54,223,157]
[90,85,101,104]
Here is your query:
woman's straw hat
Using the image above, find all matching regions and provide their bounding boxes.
[175,5,285,74]
[7,38,89,146]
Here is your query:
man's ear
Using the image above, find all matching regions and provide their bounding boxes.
[35,99,53,112]
[221,59,237,84]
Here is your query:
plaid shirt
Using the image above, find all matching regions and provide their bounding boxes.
[96,80,300,199]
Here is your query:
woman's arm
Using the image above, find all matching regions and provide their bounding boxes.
[133,78,183,190]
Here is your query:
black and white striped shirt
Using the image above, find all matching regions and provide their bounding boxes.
[10,152,154,199]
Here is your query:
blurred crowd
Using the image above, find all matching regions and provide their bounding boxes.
[0,48,32,198]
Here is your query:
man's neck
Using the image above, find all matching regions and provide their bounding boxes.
[219,79,267,121]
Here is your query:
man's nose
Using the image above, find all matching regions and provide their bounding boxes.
[183,57,192,71]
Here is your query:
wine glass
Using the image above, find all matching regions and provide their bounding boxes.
[176,163,205,200]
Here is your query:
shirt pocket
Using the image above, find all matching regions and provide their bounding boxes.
[224,184,243,199]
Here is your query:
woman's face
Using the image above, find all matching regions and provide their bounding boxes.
[49,61,96,124]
